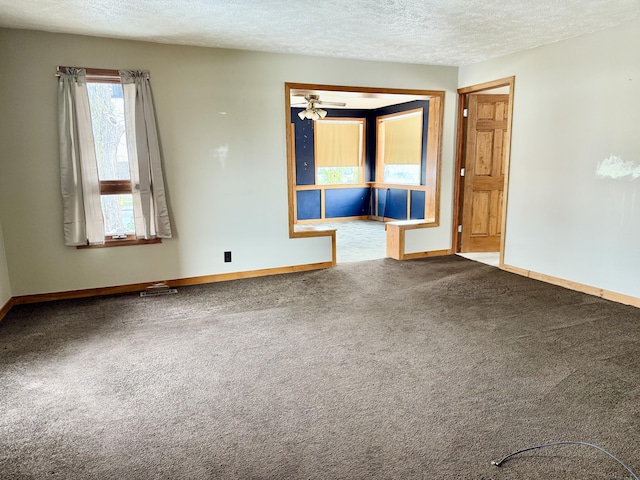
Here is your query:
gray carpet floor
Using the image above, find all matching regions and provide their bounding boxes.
[1,256,640,479]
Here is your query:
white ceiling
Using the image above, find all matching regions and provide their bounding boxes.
[0,0,638,66]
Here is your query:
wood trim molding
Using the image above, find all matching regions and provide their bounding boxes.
[425,95,443,224]
[499,80,516,268]
[402,249,453,261]
[295,183,372,191]
[287,83,446,98]
[292,225,336,236]
[0,297,14,323]
[502,263,640,309]
[458,76,515,95]
[367,182,427,191]
[77,238,162,249]
[386,223,403,260]
[288,121,297,236]
[100,180,132,195]
[7,260,639,314]
[451,91,467,253]
[12,261,334,306]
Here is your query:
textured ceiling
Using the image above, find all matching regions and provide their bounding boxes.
[0,0,639,66]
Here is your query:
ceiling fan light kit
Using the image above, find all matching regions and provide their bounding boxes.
[294,94,345,120]
[298,107,327,120]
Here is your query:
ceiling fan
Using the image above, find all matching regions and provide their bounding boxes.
[293,94,346,120]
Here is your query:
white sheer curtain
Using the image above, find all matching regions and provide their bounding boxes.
[58,68,105,246]
[120,70,172,239]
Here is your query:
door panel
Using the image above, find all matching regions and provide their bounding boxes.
[471,191,489,235]
[475,131,494,175]
[460,94,509,253]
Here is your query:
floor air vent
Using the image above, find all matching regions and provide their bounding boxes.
[140,282,177,297]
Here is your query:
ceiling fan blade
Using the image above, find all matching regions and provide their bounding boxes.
[317,100,346,107]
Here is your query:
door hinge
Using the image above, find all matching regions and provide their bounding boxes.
[460,168,465,177]
[457,225,462,233]
[463,108,468,118]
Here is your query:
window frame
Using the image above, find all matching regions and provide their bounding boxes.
[313,117,366,186]
[76,67,161,249]
[375,107,424,186]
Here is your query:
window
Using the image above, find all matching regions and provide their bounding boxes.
[87,81,136,239]
[376,109,423,185]
[314,118,365,185]
[58,67,172,247]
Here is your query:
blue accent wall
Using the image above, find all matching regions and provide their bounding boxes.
[376,188,385,218]
[325,188,370,218]
[296,190,321,220]
[387,189,408,220]
[365,115,376,182]
[292,114,315,186]
[377,188,408,220]
[410,190,426,219]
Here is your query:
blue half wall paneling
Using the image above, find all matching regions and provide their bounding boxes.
[292,112,316,186]
[377,188,408,220]
[296,190,321,220]
[325,188,371,218]
[376,188,384,217]
[410,190,426,220]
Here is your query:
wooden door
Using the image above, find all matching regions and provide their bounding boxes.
[460,94,509,252]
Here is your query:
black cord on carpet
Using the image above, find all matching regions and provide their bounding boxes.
[491,441,639,479]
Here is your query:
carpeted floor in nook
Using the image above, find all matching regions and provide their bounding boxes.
[307,220,387,263]
[1,256,640,479]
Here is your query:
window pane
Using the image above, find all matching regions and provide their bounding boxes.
[317,167,360,185]
[87,83,130,181]
[101,194,135,236]
[383,165,421,185]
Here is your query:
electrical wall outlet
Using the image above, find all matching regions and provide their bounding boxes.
[224,251,232,262]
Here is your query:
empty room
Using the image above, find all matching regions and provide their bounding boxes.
[1,1,640,478]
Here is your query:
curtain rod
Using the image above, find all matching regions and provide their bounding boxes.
[55,66,121,78]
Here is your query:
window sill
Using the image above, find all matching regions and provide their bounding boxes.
[77,238,162,249]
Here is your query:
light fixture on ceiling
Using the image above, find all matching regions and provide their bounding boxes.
[298,106,327,120]
[294,94,345,121]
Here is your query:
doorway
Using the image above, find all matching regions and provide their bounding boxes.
[453,77,515,268]
[285,83,446,265]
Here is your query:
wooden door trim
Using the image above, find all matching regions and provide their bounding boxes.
[452,76,515,267]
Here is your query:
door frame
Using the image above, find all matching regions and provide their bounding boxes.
[452,76,515,267]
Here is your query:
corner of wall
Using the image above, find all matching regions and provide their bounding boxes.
[0,219,13,319]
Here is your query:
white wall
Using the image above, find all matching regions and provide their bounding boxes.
[0,219,11,308]
[459,19,640,298]
[0,28,458,296]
